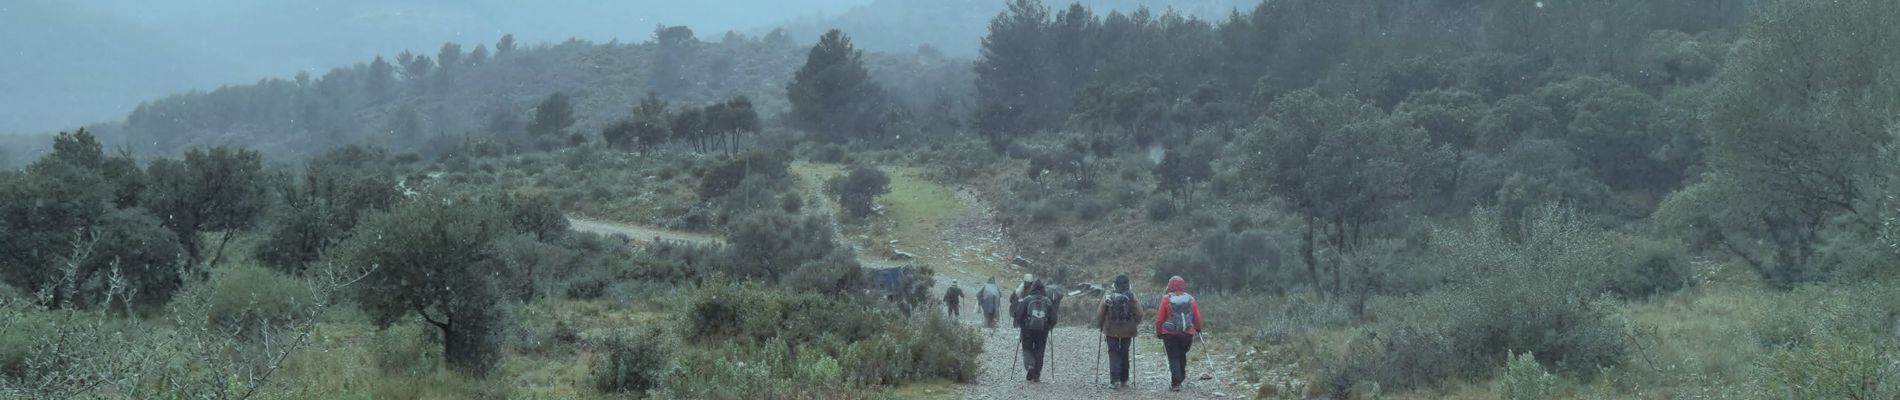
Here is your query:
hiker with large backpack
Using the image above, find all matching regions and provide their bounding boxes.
[943,280,965,319]
[1154,275,1204,391]
[979,277,1002,329]
[1095,273,1144,389]
[1011,280,1058,382]
[1009,273,1033,328]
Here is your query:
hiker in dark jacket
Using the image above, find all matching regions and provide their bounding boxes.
[1095,273,1144,389]
[943,280,965,319]
[1010,273,1033,328]
[1154,276,1204,391]
[1011,281,1058,382]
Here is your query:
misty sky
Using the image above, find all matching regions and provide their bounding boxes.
[0,0,874,135]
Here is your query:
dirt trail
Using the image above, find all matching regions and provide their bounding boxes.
[939,188,1245,399]
[566,169,1250,399]
[566,217,721,246]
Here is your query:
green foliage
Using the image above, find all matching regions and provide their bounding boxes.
[1150,229,1296,293]
[1699,0,1900,288]
[258,146,402,274]
[145,146,269,263]
[788,29,884,142]
[201,263,315,339]
[594,329,671,395]
[1602,234,1692,299]
[1231,89,1449,296]
[826,165,891,219]
[1329,208,1631,392]
[698,151,791,202]
[75,208,186,309]
[1752,332,1899,400]
[502,194,569,241]
[1500,351,1556,400]
[1143,196,1174,221]
[671,280,979,392]
[527,92,576,137]
[336,197,511,375]
[0,152,109,306]
[720,212,856,284]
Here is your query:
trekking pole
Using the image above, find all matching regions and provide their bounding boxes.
[1094,336,1102,385]
[1197,333,1219,388]
[1013,336,1022,375]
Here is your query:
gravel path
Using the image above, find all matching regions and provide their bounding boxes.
[936,186,1245,400]
[568,177,1252,399]
[947,308,1243,399]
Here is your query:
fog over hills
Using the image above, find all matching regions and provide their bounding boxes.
[1,0,873,135]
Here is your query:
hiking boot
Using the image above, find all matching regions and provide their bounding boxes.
[1170,384,1182,392]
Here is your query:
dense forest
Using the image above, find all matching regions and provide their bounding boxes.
[5,0,1900,398]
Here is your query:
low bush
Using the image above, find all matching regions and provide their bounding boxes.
[669,279,981,390]
[1501,351,1557,400]
[594,329,671,395]
[1145,197,1176,221]
[202,264,317,339]
[1030,199,1062,223]
[1751,331,1898,399]
[1602,235,1692,299]
[1325,208,1631,393]
[827,165,892,220]
[1076,196,1109,221]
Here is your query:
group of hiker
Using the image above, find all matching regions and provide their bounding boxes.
[942,273,1206,391]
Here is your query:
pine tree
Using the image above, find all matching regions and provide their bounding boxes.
[786,29,882,142]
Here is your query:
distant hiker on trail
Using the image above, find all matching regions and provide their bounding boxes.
[944,280,965,319]
[1012,281,1058,382]
[979,277,1002,328]
[1155,276,1204,391]
[1010,273,1034,328]
[1095,273,1144,389]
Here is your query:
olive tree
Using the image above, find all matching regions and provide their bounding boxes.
[336,198,510,375]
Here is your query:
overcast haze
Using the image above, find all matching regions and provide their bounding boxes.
[0,0,874,135]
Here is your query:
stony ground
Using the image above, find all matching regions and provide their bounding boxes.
[934,185,1247,399]
[573,168,1254,399]
[951,311,1245,400]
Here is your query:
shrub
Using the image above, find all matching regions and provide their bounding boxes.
[1752,332,1898,400]
[1602,235,1691,299]
[827,165,891,219]
[0,307,56,379]
[504,194,570,241]
[595,329,671,395]
[1501,352,1556,400]
[1145,197,1176,221]
[372,323,442,375]
[202,264,317,339]
[1029,199,1061,223]
[1326,208,1630,393]
[721,213,854,284]
[1076,196,1109,221]
[78,207,187,308]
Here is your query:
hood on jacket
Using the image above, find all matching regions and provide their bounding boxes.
[1114,273,1130,291]
[1029,281,1046,296]
[1167,276,1186,294]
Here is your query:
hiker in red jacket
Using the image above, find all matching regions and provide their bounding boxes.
[1154,276,1203,391]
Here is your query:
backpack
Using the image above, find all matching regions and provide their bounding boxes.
[1022,295,1052,331]
[1161,294,1195,335]
[1105,291,1135,322]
